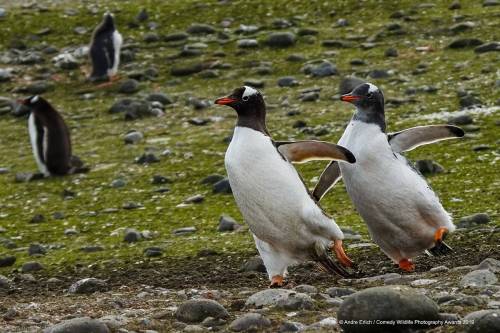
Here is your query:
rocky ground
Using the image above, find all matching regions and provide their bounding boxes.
[0,0,499,332]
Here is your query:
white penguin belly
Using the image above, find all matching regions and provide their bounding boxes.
[339,121,453,259]
[225,127,334,256]
[108,30,122,76]
[28,113,49,176]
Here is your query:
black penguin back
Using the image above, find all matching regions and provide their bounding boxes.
[89,13,117,81]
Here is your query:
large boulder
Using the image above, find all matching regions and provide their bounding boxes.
[338,286,440,333]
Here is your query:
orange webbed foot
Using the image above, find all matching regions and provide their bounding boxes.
[331,240,354,268]
[399,258,415,272]
[269,275,284,288]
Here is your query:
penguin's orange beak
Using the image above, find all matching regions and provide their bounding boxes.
[17,99,27,105]
[214,97,237,105]
[340,94,361,103]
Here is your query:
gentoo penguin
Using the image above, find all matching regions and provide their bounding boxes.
[21,96,84,177]
[312,83,464,271]
[215,86,357,287]
[89,12,122,82]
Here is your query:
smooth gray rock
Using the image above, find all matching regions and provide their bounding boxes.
[240,257,266,273]
[28,243,46,256]
[218,215,241,232]
[187,24,216,34]
[279,321,306,332]
[43,317,110,333]
[213,178,231,194]
[464,310,500,333]
[124,130,143,144]
[278,76,299,87]
[174,227,197,235]
[146,92,173,105]
[0,274,12,290]
[448,114,473,125]
[119,79,140,94]
[246,289,292,308]
[477,258,500,273]
[124,228,142,243]
[0,255,16,267]
[300,91,319,102]
[475,42,500,53]
[237,39,259,48]
[175,299,229,323]
[415,160,445,175]
[68,278,108,294]
[164,32,189,42]
[201,174,224,185]
[245,289,313,310]
[305,60,338,77]
[326,287,356,297]
[265,32,296,47]
[460,269,498,288]
[230,313,271,332]
[448,38,484,49]
[144,247,163,257]
[277,292,314,310]
[338,286,439,333]
[457,213,490,228]
[21,261,44,272]
[293,284,317,294]
[483,0,500,7]
[450,21,475,33]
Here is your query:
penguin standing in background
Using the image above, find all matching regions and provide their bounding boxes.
[215,86,356,287]
[89,12,122,83]
[313,83,464,272]
[20,96,86,177]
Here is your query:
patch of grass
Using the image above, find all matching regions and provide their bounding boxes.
[0,0,498,275]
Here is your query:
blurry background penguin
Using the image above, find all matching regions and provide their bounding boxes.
[88,12,122,85]
[20,96,89,178]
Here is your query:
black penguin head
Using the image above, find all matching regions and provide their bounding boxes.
[214,86,266,117]
[98,12,116,32]
[214,86,268,134]
[20,95,50,111]
[341,83,386,131]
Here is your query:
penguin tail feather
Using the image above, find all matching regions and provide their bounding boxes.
[428,240,453,256]
[312,241,351,277]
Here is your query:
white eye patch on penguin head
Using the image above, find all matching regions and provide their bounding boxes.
[29,95,39,104]
[214,86,266,119]
[241,86,259,101]
[215,86,262,106]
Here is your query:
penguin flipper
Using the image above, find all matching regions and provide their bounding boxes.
[275,141,356,164]
[388,125,464,153]
[312,161,341,202]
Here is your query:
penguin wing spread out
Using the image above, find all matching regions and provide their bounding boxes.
[312,161,341,202]
[275,141,356,164]
[388,125,464,153]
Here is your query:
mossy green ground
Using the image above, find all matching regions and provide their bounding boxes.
[0,0,498,277]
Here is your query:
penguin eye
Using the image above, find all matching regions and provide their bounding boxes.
[242,95,249,102]
[366,92,373,99]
